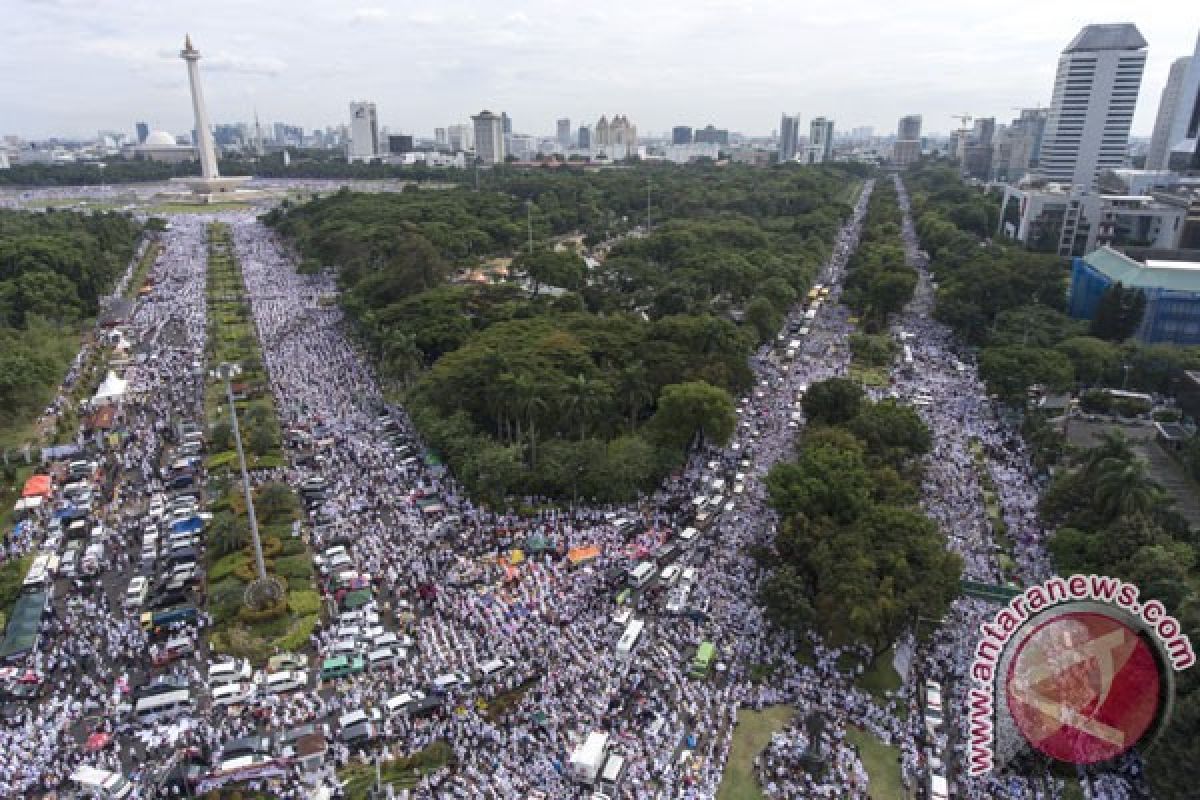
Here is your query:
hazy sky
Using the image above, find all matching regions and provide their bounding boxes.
[4,0,1197,141]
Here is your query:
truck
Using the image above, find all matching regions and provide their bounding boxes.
[568,732,610,785]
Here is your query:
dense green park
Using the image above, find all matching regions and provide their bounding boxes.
[264,163,868,502]
[759,377,962,662]
[0,209,142,439]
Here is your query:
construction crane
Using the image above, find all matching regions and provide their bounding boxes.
[951,113,973,132]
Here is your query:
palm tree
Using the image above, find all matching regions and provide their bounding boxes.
[1083,430,1135,477]
[1092,456,1165,520]
[617,362,654,431]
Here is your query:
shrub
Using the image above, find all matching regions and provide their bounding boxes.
[288,589,321,615]
[276,555,314,583]
[237,593,288,624]
[273,613,319,652]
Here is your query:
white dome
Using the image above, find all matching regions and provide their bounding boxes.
[143,130,178,147]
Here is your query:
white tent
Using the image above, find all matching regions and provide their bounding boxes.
[93,371,128,404]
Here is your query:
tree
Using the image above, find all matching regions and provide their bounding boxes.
[848,399,931,466]
[766,444,874,524]
[1055,336,1121,386]
[802,378,864,426]
[745,296,781,343]
[1090,282,1147,342]
[978,345,1074,402]
[647,381,736,453]
[210,511,249,557]
[209,421,233,452]
[256,483,295,524]
[1091,456,1165,520]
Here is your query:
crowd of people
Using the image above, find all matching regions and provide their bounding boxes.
[0,172,1142,800]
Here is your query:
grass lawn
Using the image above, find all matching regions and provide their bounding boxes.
[849,364,890,388]
[845,725,907,799]
[338,741,454,799]
[148,202,250,214]
[716,705,795,800]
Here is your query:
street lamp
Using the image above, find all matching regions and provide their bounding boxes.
[210,361,280,607]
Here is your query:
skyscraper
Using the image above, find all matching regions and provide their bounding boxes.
[578,126,591,150]
[672,126,693,145]
[1038,24,1147,188]
[779,114,800,161]
[894,115,922,166]
[557,118,572,148]
[806,117,834,163]
[472,110,506,165]
[1164,32,1200,172]
[447,123,473,152]
[434,128,448,149]
[501,112,512,135]
[348,101,379,162]
[136,122,149,144]
[1148,57,1192,170]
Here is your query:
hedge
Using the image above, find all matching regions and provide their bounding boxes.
[288,589,321,615]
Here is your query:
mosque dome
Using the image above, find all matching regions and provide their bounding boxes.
[143,130,178,147]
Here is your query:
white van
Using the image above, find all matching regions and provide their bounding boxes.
[478,657,516,682]
[628,562,655,588]
[208,659,253,686]
[70,766,134,799]
[616,618,645,660]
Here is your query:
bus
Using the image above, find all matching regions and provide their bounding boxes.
[140,606,197,631]
[689,641,716,678]
[616,618,645,660]
[134,688,193,721]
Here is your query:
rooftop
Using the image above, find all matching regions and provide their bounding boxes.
[1084,246,1200,293]
[1064,24,1147,53]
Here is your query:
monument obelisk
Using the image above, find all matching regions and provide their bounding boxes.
[173,34,250,199]
[182,34,219,181]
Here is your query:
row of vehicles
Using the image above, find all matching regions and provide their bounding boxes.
[923,679,950,800]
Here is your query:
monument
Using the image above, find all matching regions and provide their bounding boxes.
[167,35,253,201]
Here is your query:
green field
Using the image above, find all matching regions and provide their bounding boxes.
[845,725,907,799]
[717,705,795,800]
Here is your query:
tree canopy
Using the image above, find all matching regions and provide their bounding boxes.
[761,378,959,662]
[265,164,867,502]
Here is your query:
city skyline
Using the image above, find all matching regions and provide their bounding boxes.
[2,1,1196,141]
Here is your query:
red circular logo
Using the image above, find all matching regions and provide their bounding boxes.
[1005,611,1161,764]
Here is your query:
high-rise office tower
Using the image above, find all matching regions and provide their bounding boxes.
[434,128,448,149]
[806,117,834,163]
[136,122,150,144]
[557,118,572,148]
[779,114,800,161]
[897,115,922,141]
[1148,57,1192,169]
[472,110,506,165]
[578,125,591,149]
[894,115,922,166]
[501,112,512,135]
[348,101,379,162]
[447,123,473,152]
[1164,32,1200,171]
[672,126,693,145]
[1038,24,1147,188]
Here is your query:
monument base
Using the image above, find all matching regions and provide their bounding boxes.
[160,176,266,204]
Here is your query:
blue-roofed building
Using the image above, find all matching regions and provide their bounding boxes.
[1069,246,1200,344]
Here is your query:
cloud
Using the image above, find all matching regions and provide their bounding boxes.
[203,52,287,77]
[350,7,389,23]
